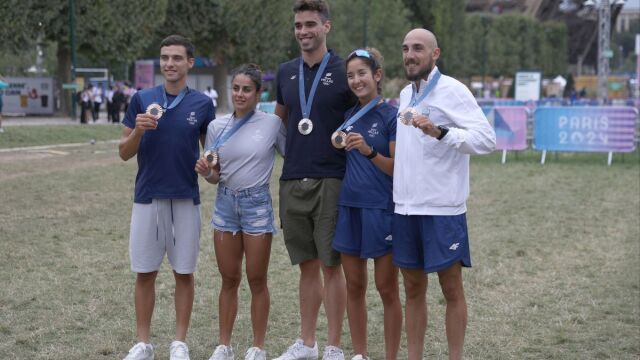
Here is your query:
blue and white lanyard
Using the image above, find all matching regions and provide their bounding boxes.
[208,110,255,151]
[161,86,189,110]
[409,68,441,107]
[299,52,331,119]
[335,96,381,132]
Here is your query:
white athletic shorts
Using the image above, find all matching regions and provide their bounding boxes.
[129,199,201,274]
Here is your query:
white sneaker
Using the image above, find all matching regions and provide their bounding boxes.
[0,128,4,133]
[245,346,267,360]
[170,341,190,360]
[322,346,344,360]
[123,342,154,360]
[272,339,318,360]
[350,355,368,360]
[209,344,235,360]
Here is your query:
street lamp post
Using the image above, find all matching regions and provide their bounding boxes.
[584,0,626,104]
[598,0,612,104]
[595,0,611,104]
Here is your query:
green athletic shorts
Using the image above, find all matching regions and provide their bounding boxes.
[279,178,342,266]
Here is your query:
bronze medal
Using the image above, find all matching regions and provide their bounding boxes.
[398,107,418,126]
[204,150,219,167]
[331,131,347,149]
[145,103,164,120]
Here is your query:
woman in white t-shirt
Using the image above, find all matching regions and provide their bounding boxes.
[195,64,285,360]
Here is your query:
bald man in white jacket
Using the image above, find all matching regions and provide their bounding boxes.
[392,29,495,360]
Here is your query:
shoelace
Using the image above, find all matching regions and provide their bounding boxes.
[324,348,343,359]
[172,343,188,357]
[127,344,149,358]
[280,342,305,358]
[246,347,261,358]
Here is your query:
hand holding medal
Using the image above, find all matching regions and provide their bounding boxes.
[331,95,381,149]
[195,155,219,181]
[203,150,219,167]
[399,68,441,126]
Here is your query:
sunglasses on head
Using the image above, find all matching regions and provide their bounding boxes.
[348,49,372,60]
[347,49,379,70]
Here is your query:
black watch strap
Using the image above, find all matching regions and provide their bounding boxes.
[366,147,378,159]
[436,125,449,140]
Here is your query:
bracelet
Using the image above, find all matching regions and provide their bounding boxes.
[204,169,215,179]
[366,147,378,160]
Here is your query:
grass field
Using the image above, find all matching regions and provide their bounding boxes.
[0,125,638,359]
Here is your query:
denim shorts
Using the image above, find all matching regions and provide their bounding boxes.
[212,183,276,235]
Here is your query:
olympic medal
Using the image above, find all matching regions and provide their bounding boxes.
[398,107,419,126]
[298,118,313,135]
[204,150,219,166]
[145,103,164,120]
[331,131,347,149]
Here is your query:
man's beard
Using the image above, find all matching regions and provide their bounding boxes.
[405,59,434,81]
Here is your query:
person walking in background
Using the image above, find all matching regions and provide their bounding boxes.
[332,48,402,360]
[393,29,495,360]
[273,1,355,359]
[118,35,215,360]
[106,85,115,123]
[195,64,285,360]
[92,83,103,122]
[112,85,126,123]
[204,86,219,113]
[80,85,93,124]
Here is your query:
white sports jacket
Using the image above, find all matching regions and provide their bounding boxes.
[393,67,496,216]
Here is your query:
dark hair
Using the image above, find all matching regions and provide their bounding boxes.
[346,47,384,94]
[293,0,330,22]
[230,64,263,91]
[160,35,195,59]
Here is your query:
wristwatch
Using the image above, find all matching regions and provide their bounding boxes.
[436,125,449,140]
[366,146,378,159]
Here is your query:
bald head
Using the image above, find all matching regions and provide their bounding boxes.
[402,28,440,82]
[404,28,438,51]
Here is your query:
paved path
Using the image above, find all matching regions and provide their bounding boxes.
[2,111,113,126]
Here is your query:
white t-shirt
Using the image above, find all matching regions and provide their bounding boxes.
[205,110,286,191]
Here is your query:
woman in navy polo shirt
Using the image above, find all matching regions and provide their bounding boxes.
[195,64,285,360]
[332,48,402,360]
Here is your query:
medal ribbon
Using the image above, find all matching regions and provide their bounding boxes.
[299,52,331,119]
[162,86,189,110]
[409,68,441,107]
[209,111,255,151]
[335,96,381,132]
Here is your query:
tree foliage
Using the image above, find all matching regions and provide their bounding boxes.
[487,15,567,77]
[330,0,414,79]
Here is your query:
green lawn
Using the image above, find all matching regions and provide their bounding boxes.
[0,139,638,359]
[0,124,122,149]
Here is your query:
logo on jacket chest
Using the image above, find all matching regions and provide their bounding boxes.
[368,122,379,138]
[321,72,333,86]
[186,112,197,125]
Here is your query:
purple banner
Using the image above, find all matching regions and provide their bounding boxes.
[135,60,155,90]
[534,107,637,153]
[494,106,528,151]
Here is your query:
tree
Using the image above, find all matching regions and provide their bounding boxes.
[330,0,415,80]
[0,0,168,116]
[147,0,292,112]
[400,0,468,77]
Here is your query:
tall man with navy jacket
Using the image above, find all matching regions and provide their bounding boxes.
[273,1,355,359]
